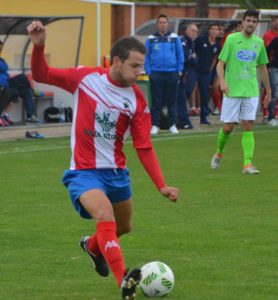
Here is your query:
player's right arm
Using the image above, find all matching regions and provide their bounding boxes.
[27,20,92,94]
[217,33,233,96]
[216,60,229,96]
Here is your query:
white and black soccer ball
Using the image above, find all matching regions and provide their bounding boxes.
[139,261,175,297]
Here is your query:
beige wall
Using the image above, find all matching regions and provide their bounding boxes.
[0,0,112,67]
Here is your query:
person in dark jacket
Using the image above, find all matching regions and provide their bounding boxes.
[145,14,184,135]
[185,24,221,125]
[177,23,198,129]
[266,35,278,125]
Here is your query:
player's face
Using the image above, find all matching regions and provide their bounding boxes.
[242,16,258,36]
[114,50,144,86]
[157,17,169,35]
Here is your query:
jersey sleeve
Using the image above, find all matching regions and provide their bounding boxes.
[176,36,184,72]
[257,40,269,65]
[136,148,166,190]
[130,84,152,149]
[31,45,104,94]
[218,34,232,63]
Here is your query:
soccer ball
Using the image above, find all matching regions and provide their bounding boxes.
[139,261,175,297]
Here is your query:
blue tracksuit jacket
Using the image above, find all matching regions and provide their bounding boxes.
[144,31,184,75]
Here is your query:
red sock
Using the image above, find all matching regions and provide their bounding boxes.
[212,90,222,110]
[263,107,268,118]
[87,234,101,256]
[97,221,125,287]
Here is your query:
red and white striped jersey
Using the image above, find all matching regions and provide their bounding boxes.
[45,65,152,170]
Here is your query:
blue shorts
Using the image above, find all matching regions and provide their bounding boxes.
[62,168,132,219]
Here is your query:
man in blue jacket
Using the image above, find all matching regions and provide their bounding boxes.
[145,14,184,135]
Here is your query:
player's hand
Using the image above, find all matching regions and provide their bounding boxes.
[159,186,179,203]
[27,20,46,47]
[262,90,272,108]
[219,80,229,96]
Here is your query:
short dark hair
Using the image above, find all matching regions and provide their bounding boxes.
[110,36,146,65]
[208,23,219,30]
[157,14,168,23]
[243,9,259,20]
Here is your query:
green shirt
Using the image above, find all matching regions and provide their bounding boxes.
[218,32,268,97]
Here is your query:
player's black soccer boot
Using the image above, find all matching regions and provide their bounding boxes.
[121,268,142,300]
[79,236,109,277]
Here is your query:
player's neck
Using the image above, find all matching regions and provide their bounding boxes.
[241,31,253,38]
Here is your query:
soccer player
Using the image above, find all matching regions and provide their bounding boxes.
[27,21,179,300]
[211,10,271,174]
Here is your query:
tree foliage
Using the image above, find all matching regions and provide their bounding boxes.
[134,0,278,9]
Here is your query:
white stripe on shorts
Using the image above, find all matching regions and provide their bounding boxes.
[220,96,259,123]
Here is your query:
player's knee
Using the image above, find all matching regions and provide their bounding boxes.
[223,124,234,134]
[94,208,115,222]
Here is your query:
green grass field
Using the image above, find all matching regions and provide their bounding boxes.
[1,126,278,300]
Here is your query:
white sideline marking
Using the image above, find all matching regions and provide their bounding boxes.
[0,145,69,155]
[0,128,274,155]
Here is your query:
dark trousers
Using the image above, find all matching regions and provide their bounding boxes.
[8,74,35,118]
[149,72,179,128]
[0,86,19,115]
[186,68,211,121]
[177,74,192,127]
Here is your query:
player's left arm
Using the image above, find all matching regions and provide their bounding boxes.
[131,86,179,203]
[136,148,179,203]
[258,64,271,108]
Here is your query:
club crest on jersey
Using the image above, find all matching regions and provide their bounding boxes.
[95,112,116,132]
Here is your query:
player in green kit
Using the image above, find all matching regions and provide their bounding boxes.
[211,9,271,174]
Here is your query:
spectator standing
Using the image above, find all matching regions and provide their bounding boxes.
[185,24,221,125]
[0,40,40,123]
[263,16,278,125]
[266,36,278,125]
[28,20,179,300]
[211,10,271,174]
[263,16,278,47]
[145,14,184,135]
[220,21,242,48]
[177,23,198,129]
